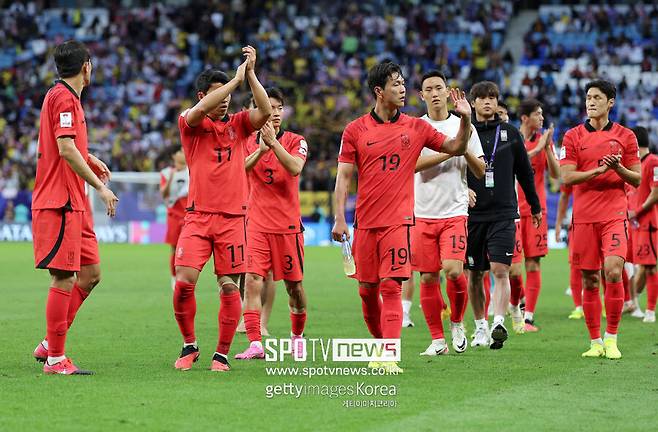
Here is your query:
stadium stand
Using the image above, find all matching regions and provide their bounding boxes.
[1,1,657,223]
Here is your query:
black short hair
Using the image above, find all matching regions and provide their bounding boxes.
[367,61,403,97]
[518,98,543,118]
[469,81,499,100]
[497,101,509,111]
[54,40,90,78]
[632,126,649,149]
[420,70,448,89]
[195,69,230,94]
[265,87,285,105]
[585,79,616,100]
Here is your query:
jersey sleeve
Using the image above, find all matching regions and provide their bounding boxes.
[338,124,357,164]
[420,120,446,152]
[178,109,198,137]
[622,130,640,168]
[650,159,658,189]
[232,110,255,139]
[52,94,78,139]
[559,130,578,166]
[291,135,309,161]
[468,124,484,157]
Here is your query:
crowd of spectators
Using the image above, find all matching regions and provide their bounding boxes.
[3,2,658,222]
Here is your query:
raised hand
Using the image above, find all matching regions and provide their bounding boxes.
[235,61,247,83]
[450,88,471,118]
[243,45,257,71]
[540,123,555,150]
[602,154,622,170]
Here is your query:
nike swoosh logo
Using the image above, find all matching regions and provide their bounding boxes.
[367,139,388,147]
[506,252,513,256]
[231,263,243,268]
[457,340,466,351]
[391,266,402,271]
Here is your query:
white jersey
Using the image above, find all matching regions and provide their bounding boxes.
[160,166,190,208]
[414,113,484,219]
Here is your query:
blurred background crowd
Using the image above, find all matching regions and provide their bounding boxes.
[1,1,657,222]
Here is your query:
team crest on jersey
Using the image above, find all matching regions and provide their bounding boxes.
[400,133,410,149]
[227,126,237,141]
[177,247,184,258]
[608,140,622,154]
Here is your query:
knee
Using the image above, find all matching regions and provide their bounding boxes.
[83,269,102,290]
[285,281,303,297]
[420,272,439,285]
[583,272,600,289]
[491,266,509,280]
[245,274,264,293]
[525,258,540,272]
[604,267,622,283]
[442,264,462,281]
[51,271,76,291]
[645,266,656,276]
[175,267,197,284]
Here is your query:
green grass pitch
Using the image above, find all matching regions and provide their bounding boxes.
[0,243,656,431]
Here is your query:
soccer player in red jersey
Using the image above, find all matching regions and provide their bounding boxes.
[555,183,585,319]
[31,40,118,375]
[332,61,472,373]
[235,87,309,359]
[516,99,560,331]
[173,46,272,372]
[560,79,640,359]
[160,145,189,289]
[626,126,658,323]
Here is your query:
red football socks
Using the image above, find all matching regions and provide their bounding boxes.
[484,275,491,315]
[420,282,445,339]
[66,283,90,329]
[622,269,630,302]
[379,279,402,339]
[290,311,307,336]
[173,280,197,344]
[217,290,241,354]
[524,270,541,314]
[646,271,658,311]
[358,285,382,338]
[570,267,582,307]
[582,287,602,339]
[447,274,468,323]
[510,275,524,307]
[604,280,624,335]
[243,309,261,343]
[46,287,72,357]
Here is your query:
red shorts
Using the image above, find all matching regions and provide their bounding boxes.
[569,220,628,270]
[630,223,658,265]
[411,216,467,272]
[165,211,185,246]
[520,213,548,258]
[352,225,411,284]
[512,220,523,264]
[175,212,247,275]
[33,204,99,272]
[247,229,304,281]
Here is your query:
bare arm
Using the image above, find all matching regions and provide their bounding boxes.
[465,152,486,179]
[331,162,355,241]
[560,163,608,185]
[546,142,560,179]
[160,171,173,199]
[243,46,272,130]
[415,153,452,173]
[635,186,658,218]
[185,68,244,128]
[57,137,118,216]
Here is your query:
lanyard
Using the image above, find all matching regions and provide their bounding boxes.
[486,125,501,168]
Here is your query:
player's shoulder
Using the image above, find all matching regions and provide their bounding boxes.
[282,130,305,142]
[46,82,77,106]
[343,113,371,135]
[563,124,585,141]
[229,110,250,124]
[611,122,636,141]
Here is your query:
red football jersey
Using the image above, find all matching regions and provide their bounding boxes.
[246,130,308,233]
[560,120,640,223]
[338,110,446,229]
[32,81,89,211]
[178,110,254,215]
[517,132,547,216]
[631,153,658,226]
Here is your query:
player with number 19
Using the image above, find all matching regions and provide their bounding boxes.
[332,61,472,373]
[173,46,272,372]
